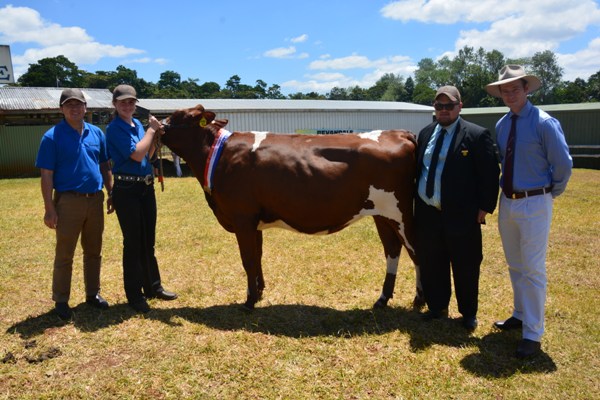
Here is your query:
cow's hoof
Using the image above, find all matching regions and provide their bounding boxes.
[373,298,389,309]
[412,294,426,310]
[241,301,255,311]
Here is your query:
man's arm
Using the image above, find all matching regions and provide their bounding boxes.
[40,168,57,229]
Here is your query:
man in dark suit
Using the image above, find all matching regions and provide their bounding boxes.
[415,86,500,331]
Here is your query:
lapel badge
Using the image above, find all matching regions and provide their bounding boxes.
[461,149,469,156]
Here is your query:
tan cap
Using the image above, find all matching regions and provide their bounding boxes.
[59,88,86,106]
[112,84,138,101]
[435,85,461,102]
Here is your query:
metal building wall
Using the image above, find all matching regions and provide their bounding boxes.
[211,110,432,134]
[0,125,49,177]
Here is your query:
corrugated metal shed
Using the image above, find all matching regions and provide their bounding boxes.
[137,99,434,134]
[0,86,113,113]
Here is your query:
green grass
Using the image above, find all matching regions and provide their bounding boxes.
[0,170,599,399]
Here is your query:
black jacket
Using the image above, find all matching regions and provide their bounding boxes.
[416,118,500,225]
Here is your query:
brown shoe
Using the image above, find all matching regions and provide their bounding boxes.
[493,316,522,331]
[516,339,541,359]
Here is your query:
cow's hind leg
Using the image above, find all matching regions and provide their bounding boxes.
[372,216,402,309]
[234,226,264,310]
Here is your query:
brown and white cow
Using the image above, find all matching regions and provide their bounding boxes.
[160,104,423,309]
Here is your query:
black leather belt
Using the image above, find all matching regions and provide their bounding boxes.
[61,191,101,198]
[507,186,553,199]
[114,174,154,185]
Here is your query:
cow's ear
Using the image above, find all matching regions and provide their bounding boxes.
[198,111,216,128]
[212,119,228,129]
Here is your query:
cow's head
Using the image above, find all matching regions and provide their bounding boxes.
[160,104,228,154]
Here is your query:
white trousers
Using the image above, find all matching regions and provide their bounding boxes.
[498,193,553,342]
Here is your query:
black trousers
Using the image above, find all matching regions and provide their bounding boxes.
[112,180,163,303]
[415,197,483,318]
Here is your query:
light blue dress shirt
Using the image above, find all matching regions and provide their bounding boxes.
[496,101,572,198]
[418,118,460,209]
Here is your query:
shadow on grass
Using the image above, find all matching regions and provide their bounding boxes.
[460,330,557,377]
[6,301,556,377]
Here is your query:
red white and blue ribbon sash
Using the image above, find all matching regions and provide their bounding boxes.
[203,128,232,192]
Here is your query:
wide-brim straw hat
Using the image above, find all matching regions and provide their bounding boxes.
[485,64,541,98]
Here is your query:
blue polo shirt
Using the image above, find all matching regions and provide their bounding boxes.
[106,116,153,176]
[35,120,108,193]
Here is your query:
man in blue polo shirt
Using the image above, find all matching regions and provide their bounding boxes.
[35,88,114,319]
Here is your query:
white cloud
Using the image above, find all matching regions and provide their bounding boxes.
[309,54,376,70]
[264,46,298,58]
[291,34,308,43]
[285,54,417,93]
[380,0,521,24]
[264,46,309,59]
[126,57,170,66]
[558,38,600,81]
[0,5,152,79]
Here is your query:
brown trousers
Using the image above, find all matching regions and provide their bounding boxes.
[52,191,105,303]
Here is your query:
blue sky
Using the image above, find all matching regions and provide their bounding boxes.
[1,0,600,95]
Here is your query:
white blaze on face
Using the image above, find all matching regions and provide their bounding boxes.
[358,130,383,142]
[251,131,269,152]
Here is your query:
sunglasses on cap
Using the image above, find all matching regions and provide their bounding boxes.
[433,102,459,111]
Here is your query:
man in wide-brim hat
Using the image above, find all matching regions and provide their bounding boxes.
[488,64,572,359]
[485,64,541,98]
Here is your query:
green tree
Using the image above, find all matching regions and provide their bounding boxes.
[348,86,367,100]
[158,70,181,90]
[586,70,600,101]
[530,50,563,104]
[554,78,588,104]
[198,81,221,98]
[327,87,348,100]
[17,55,85,87]
[403,77,414,102]
[254,80,267,99]
[367,73,406,101]
[266,84,285,99]
[412,83,436,105]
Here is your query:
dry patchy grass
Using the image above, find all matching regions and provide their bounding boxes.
[0,170,599,399]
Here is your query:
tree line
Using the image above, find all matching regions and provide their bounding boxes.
[12,46,600,107]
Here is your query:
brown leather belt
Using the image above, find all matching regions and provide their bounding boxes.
[507,186,553,199]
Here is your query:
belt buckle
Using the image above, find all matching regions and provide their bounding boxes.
[144,175,153,185]
[510,193,517,199]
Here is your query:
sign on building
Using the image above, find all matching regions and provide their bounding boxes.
[0,45,15,84]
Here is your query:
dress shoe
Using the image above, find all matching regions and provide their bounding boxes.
[421,308,448,321]
[149,288,178,301]
[86,294,109,309]
[494,316,522,331]
[129,299,150,313]
[462,316,478,331]
[55,302,72,320]
[516,339,541,359]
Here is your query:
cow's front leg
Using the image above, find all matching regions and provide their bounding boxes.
[234,225,263,310]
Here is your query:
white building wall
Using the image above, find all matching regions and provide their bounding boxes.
[211,110,432,135]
